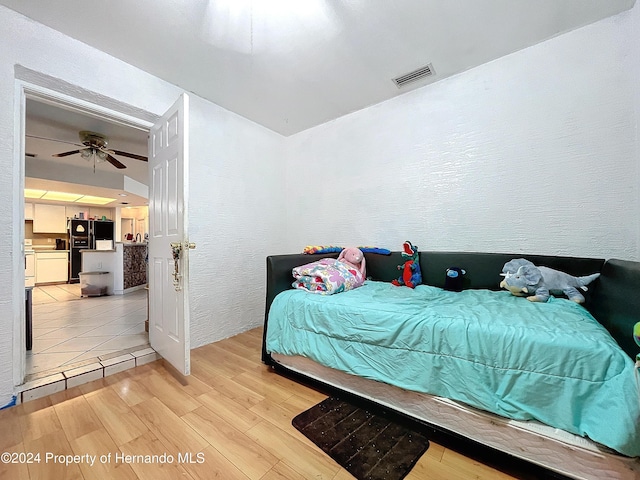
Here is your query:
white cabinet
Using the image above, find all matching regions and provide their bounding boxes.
[33,204,67,233]
[65,206,86,220]
[35,251,69,284]
[24,202,34,220]
[89,207,113,220]
[25,252,35,287]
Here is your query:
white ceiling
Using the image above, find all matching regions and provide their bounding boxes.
[2,0,634,137]
[4,0,636,206]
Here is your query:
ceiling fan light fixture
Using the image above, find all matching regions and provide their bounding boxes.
[80,149,92,159]
[96,150,107,160]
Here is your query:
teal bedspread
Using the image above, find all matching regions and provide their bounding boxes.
[266,281,640,457]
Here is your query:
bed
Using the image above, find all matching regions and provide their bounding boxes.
[262,251,640,480]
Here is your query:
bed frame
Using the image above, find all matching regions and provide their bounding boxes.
[262,251,640,480]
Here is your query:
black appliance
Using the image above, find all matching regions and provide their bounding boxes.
[55,238,66,250]
[69,219,114,282]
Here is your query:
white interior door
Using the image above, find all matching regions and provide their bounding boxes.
[148,93,191,375]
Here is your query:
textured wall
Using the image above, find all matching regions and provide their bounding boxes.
[284,6,640,262]
[187,95,286,348]
[0,6,285,405]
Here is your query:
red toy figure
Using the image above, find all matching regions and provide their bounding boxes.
[392,241,422,288]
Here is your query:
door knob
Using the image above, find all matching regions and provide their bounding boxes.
[169,241,196,291]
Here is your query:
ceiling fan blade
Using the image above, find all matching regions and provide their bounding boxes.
[105,154,127,169]
[25,134,83,147]
[52,149,81,157]
[111,149,148,162]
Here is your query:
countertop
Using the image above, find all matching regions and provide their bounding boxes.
[32,247,69,253]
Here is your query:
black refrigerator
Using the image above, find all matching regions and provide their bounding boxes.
[69,219,114,282]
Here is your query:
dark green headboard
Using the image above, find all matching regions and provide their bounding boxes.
[588,259,640,360]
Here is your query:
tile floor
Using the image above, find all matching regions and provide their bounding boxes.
[27,283,149,378]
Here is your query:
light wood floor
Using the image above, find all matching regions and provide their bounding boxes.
[0,328,521,480]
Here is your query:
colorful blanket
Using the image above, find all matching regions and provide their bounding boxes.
[292,258,365,295]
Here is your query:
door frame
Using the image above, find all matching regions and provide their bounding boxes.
[12,79,157,387]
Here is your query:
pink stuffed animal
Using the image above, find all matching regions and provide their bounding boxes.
[337,247,366,276]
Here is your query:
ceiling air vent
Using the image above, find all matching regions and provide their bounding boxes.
[392,63,435,88]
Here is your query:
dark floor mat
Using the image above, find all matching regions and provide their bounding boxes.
[292,396,430,480]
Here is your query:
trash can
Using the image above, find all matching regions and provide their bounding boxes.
[79,271,111,297]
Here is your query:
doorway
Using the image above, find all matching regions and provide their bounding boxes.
[17,82,155,383]
[27,285,148,377]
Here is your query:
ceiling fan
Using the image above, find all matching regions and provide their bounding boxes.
[33,130,147,169]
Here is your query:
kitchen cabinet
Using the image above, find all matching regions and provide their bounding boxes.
[89,207,113,220]
[35,251,68,284]
[65,206,86,220]
[33,204,67,233]
[25,251,35,287]
[24,202,34,220]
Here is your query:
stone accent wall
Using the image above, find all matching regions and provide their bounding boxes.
[123,244,147,289]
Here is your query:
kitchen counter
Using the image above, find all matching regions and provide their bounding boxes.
[31,246,69,252]
[80,243,147,295]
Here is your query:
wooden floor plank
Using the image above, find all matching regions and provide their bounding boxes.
[24,429,84,480]
[181,405,278,480]
[179,444,250,480]
[196,389,262,433]
[0,406,24,451]
[131,397,209,455]
[0,442,30,480]
[1,327,519,479]
[52,395,103,442]
[245,419,341,480]
[19,405,62,444]
[84,386,149,446]
[69,429,138,480]
[134,371,202,417]
[118,431,193,480]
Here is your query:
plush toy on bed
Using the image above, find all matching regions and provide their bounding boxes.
[337,247,366,277]
[499,258,600,303]
[444,267,466,292]
[392,241,422,288]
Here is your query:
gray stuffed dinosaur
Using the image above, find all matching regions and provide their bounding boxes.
[499,258,600,303]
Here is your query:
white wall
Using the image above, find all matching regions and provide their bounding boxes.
[285,6,640,262]
[0,6,286,407]
[187,95,286,347]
